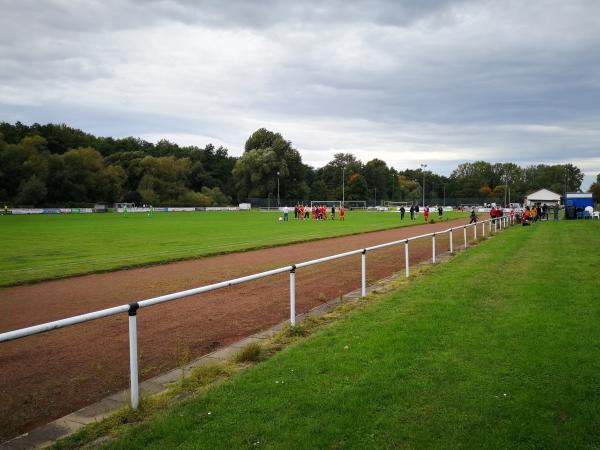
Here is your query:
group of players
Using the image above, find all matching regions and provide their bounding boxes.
[293,204,345,221]
[398,205,444,222]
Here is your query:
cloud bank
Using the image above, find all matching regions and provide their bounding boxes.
[1,0,599,187]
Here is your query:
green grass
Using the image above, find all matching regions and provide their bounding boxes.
[0,210,467,287]
[91,220,600,449]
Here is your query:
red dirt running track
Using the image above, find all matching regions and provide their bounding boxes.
[0,217,477,441]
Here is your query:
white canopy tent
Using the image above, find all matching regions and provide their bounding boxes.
[524,188,562,207]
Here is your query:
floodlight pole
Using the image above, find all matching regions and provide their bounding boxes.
[504,172,509,208]
[342,166,346,205]
[420,164,427,207]
[277,171,280,208]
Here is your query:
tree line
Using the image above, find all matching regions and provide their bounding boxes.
[0,122,590,207]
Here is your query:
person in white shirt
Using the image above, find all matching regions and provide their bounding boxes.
[283,206,289,221]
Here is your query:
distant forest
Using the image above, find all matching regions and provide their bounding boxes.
[0,122,591,207]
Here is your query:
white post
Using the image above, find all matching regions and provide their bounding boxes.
[290,268,296,326]
[128,304,139,409]
[404,240,410,277]
[489,220,492,233]
[463,226,467,249]
[474,223,477,241]
[449,228,453,253]
[361,250,366,297]
[494,219,497,233]
[432,233,436,264]
[482,221,485,238]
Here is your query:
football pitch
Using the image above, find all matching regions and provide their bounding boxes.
[0,210,468,287]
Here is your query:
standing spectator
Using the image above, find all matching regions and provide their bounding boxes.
[283,205,289,222]
[400,206,405,220]
[438,206,443,218]
[522,207,531,226]
[553,205,559,220]
[340,205,345,221]
[424,206,429,222]
[410,205,415,220]
[331,205,336,220]
[469,208,478,224]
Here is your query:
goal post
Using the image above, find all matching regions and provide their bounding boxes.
[383,201,413,209]
[310,200,342,210]
[343,200,367,210]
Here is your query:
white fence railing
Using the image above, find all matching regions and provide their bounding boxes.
[0,216,513,409]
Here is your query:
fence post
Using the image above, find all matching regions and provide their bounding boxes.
[432,233,436,264]
[449,228,453,253]
[463,226,467,249]
[489,220,492,233]
[404,240,410,277]
[361,250,366,297]
[290,266,296,326]
[482,221,485,238]
[128,303,140,410]
[494,219,497,233]
[474,222,477,241]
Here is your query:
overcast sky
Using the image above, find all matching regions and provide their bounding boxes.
[1,0,599,188]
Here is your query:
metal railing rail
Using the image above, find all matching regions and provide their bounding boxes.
[0,216,513,409]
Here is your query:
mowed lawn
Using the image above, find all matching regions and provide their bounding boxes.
[0,210,467,286]
[98,220,600,449]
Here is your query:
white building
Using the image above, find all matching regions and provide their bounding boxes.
[524,188,562,207]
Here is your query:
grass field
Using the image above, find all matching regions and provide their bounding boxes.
[88,220,600,449]
[0,210,467,287]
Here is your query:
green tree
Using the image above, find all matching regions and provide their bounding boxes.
[17,174,47,205]
[310,179,329,199]
[590,173,600,203]
[137,156,191,204]
[233,128,305,201]
[363,159,390,201]
[346,173,368,201]
[397,175,421,202]
[232,148,280,198]
[61,147,107,203]
[319,153,363,197]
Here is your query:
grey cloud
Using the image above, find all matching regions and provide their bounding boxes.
[0,0,599,183]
